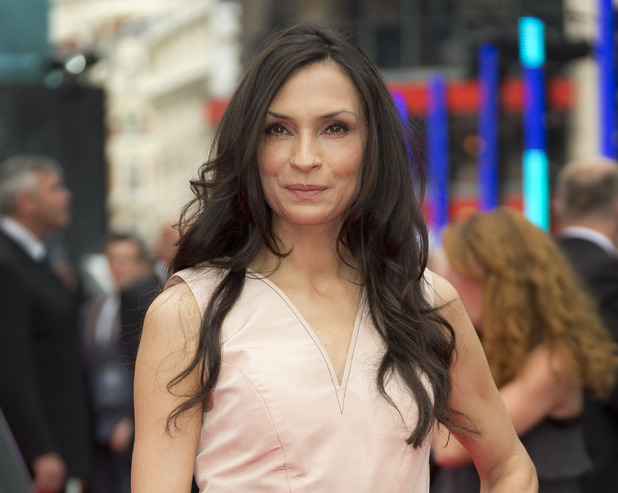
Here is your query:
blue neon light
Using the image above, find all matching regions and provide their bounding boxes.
[478,43,499,210]
[598,0,617,158]
[427,75,449,232]
[519,17,545,69]
[391,90,407,123]
[523,67,547,151]
[522,149,549,230]
[519,16,549,230]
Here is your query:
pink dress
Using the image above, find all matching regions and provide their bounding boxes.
[168,265,434,492]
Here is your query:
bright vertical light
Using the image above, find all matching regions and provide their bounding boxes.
[519,17,545,69]
[478,43,499,211]
[523,149,549,230]
[427,75,449,233]
[597,0,617,158]
[391,90,407,123]
[519,16,549,230]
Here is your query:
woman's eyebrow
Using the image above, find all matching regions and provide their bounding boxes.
[266,110,291,120]
[266,110,359,120]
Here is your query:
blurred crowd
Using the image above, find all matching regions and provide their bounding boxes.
[429,156,618,493]
[0,153,179,493]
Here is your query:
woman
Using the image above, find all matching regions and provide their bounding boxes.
[431,207,618,493]
[131,24,536,492]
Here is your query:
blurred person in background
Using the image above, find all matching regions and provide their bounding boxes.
[0,153,91,493]
[554,156,618,493]
[81,232,157,493]
[431,207,618,493]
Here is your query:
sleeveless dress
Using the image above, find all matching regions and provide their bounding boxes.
[167,265,436,492]
[430,416,592,493]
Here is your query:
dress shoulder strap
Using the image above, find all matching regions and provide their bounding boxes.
[165,263,226,317]
[422,269,435,307]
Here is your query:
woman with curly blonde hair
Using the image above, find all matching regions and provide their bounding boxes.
[431,207,618,493]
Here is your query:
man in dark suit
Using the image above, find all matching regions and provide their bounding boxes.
[0,154,91,493]
[554,155,618,493]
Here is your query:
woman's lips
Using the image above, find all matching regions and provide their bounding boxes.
[286,184,327,199]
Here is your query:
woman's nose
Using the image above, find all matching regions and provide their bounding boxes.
[290,135,321,171]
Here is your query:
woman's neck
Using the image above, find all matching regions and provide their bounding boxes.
[250,223,359,285]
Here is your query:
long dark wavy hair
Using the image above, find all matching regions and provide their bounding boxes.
[169,22,461,447]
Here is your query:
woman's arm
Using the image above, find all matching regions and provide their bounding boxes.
[431,273,537,492]
[499,345,580,435]
[132,282,203,493]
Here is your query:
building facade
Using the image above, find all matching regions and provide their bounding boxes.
[51,0,241,245]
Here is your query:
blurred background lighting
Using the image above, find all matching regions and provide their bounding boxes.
[522,149,549,230]
[65,53,86,74]
[519,17,545,69]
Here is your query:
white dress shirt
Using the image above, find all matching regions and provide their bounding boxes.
[0,216,46,261]
[560,226,616,256]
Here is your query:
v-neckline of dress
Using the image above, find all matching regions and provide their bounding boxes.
[247,268,365,412]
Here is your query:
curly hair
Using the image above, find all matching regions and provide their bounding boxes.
[168,22,462,447]
[442,207,618,399]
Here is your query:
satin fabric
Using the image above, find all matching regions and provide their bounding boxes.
[168,265,434,492]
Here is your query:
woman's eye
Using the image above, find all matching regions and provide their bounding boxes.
[326,123,348,135]
[267,124,287,135]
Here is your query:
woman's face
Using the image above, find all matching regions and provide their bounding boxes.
[442,262,484,332]
[257,61,366,233]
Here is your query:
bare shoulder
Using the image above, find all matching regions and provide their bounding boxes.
[141,281,202,354]
[148,280,201,319]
